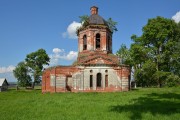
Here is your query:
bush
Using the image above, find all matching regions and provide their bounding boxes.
[166,74,180,87]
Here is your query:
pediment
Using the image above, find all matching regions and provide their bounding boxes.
[79,55,118,65]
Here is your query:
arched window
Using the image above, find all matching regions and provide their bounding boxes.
[97,73,101,87]
[96,33,100,49]
[83,35,87,50]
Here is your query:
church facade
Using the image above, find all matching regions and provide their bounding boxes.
[42,6,130,93]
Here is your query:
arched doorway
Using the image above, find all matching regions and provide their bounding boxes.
[97,73,101,87]
[66,76,72,91]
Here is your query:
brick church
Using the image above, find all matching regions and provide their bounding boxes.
[42,6,130,93]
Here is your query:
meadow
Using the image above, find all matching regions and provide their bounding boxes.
[0,87,180,120]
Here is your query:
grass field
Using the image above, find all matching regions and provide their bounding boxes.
[0,87,180,120]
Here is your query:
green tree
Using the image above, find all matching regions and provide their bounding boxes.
[79,15,89,27]
[139,60,157,87]
[129,16,180,87]
[171,22,180,76]
[13,62,32,87]
[153,71,171,87]
[116,44,130,64]
[25,49,50,88]
[76,15,89,35]
[106,18,118,33]
[116,43,148,86]
[166,74,180,87]
[141,17,179,72]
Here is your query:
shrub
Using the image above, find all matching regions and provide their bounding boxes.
[166,74,180,87]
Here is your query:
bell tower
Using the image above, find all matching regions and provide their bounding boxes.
[77,6,112,54]
[76,6,119,66]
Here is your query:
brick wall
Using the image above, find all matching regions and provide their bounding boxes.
[42,65,130,93]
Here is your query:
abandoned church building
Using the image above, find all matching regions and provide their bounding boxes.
[42,6,130,93]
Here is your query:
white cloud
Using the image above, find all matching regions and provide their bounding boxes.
[49,48,78,66]
[53,48,64,54]
[172,11,180,23]
[64,51,78,60]
[62,21,81,39]
[0,66,17,82]
[0,72,17,82]
[0,65,15,74]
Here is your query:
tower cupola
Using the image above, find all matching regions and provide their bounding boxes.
[78,6,112,53]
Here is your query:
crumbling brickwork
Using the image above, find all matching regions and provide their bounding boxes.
[42,6,130,93]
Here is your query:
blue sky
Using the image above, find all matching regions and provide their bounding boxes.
[0,0,180,82]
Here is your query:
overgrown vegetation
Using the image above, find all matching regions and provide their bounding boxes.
[0,87,179,120]
[76,15,118,35]
[116,17,180,87]
[106,18,118,32]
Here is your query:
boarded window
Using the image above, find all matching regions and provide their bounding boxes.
[50,75,55,86]
[56,76,66,87]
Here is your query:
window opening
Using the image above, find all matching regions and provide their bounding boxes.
[83,35,87,50]
[96,34,100,49]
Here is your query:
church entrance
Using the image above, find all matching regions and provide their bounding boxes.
[97,73,102,87]
[66,76,72,91]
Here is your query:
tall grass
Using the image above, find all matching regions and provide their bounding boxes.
[0,87,180,120]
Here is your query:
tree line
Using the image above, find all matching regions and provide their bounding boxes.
[116,16,180,87]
